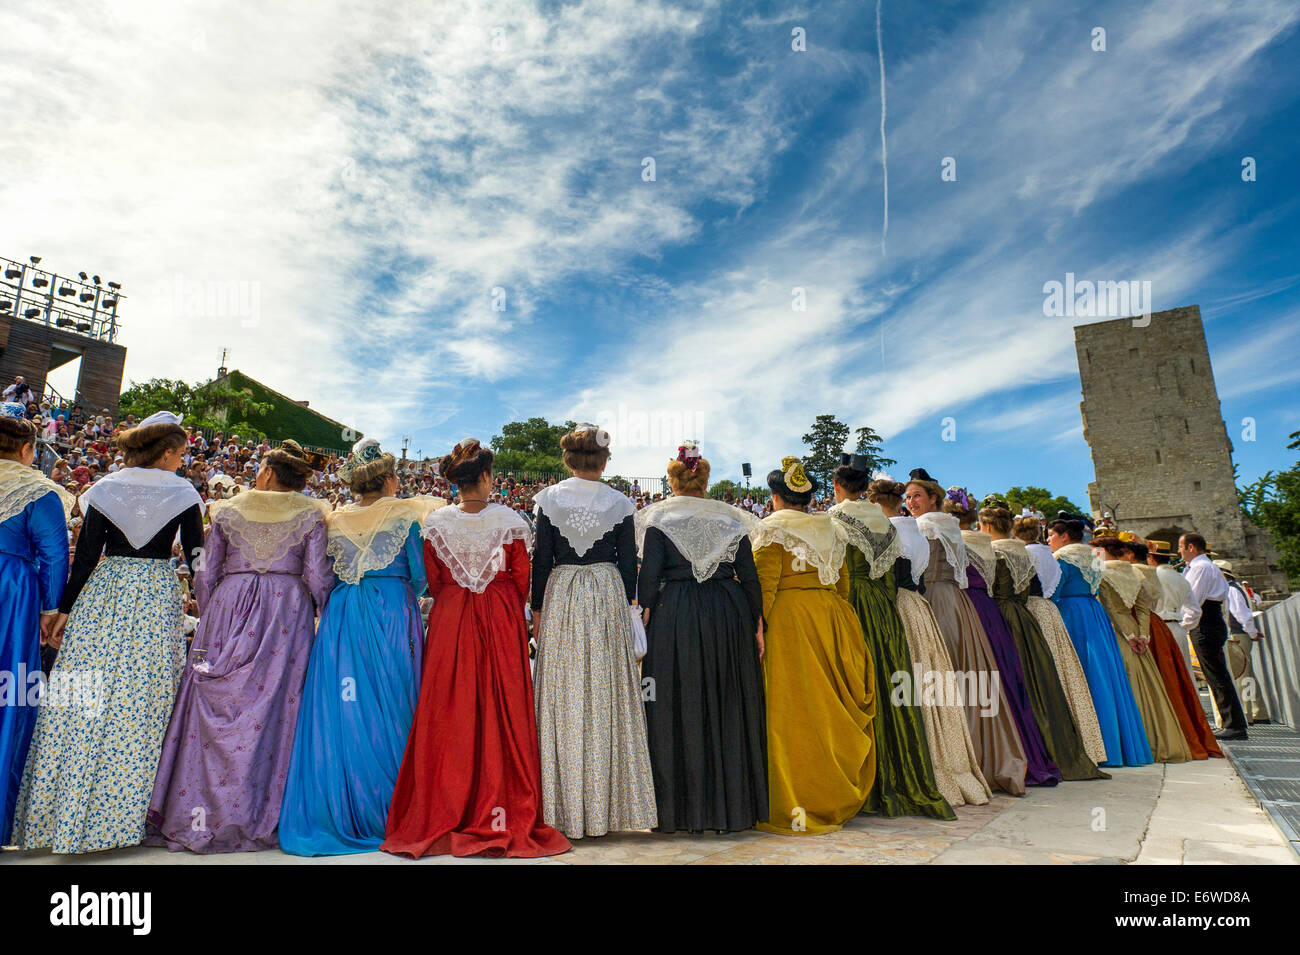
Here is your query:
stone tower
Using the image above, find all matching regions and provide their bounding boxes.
[1074,304,1286,594]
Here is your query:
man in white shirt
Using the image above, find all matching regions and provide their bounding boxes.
[1148,540,1196,677]
[1179,533,1247,739]
[1218,561,1269,724]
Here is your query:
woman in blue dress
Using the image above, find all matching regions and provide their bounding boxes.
[0,404,71,843]
[278,440,445,855]
[1048,518,1151,767]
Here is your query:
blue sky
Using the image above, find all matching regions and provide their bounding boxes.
[3,0,1298,508]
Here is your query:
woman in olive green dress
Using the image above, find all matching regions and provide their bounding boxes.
[830,456,954,820]
[978,499,1108,782]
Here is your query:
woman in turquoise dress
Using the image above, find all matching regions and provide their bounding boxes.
[0,405,71,844]
[1048,519,1152,768]
[278,440,445,855]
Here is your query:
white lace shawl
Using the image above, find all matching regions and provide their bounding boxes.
[327,495,447,586]
[1055,542,1104,594]
[1025,542,1062,598]
[915,511,967,588]
[532,477,634,557]
[961,529,996,586]
[634,495,763,584]
[828,499,902,580]
[1101,559,1144,609]
[750,508,846,587]
[79,467,205,549]
[423,503,533,594]
[207,489,329,567]
[889,515,930,583]
[991,537,1038,594]
[0,459,74,527]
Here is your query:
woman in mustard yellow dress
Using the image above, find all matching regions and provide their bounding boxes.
[752,457,875,836]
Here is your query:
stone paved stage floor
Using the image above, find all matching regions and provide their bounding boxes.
[4,757,1294,865]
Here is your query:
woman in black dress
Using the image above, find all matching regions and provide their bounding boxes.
[635,442,766,833]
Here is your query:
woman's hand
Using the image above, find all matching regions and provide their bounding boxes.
[756,617,765,660]
[641,607,650,627]
[47,613,69,650]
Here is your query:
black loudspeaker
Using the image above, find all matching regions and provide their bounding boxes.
[741,462,752,477]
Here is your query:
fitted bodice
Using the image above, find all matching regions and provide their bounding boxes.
[1052,561,1096,599]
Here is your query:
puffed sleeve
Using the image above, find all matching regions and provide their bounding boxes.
[530,510,556,611]
[505,537,531,607]
[637,527,666,615]
[403,523,427,598]
[60,504,108,614]
[614,514,637,604]
[29,493,70,614]
[753,542,782,624]
[734,536,762,628]
[300,514,336,613]
[194,518,227,613]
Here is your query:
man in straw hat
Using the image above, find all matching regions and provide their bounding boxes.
[1179,534,1247,740]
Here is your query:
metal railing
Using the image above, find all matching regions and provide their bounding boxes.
[1,255,122,344]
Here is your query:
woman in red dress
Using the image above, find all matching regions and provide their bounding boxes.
[382,439,570,859]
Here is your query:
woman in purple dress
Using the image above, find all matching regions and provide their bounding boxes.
[146,441,333,853]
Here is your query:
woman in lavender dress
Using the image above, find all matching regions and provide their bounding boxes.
[146,441,333,853]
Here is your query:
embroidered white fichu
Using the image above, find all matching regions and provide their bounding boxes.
[888,514,930,583]
[532,477,634,557]
[423,502,533,594]
[634,495,763,584]
[1025,542,1062,598]
[991,537,1038,594]
[828,498,901,580]
[78,467,205,549]
[750,509,846,587]
[915,511,967,588]
[0,459,74,527]
[326,496,447,586]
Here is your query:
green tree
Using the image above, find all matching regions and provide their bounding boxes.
[117,377,272,440]
[1000,485,1083,517]
[117,378,196,421]
[1238,430,1300,585]
[490,417,576,473]
[708,479,770,503]
[801,414,850,493]
[853,425,897,473]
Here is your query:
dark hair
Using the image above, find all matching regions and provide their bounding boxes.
[1047,518,1084,542]
[1093,536,1127,558]
[441,438,494,488]
[116,421,187,468]
[0,416,37,455]
[560,427,610,473]
[867,478,905,510]
[832,464,870,495]
[1012,515,1042,544]
[262,440,314,491]
[767,468,815,508]
[978,504,1014,536]
[1124,540,1149,562]
[1181,532,1207,553]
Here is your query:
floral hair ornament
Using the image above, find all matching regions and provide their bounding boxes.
[137,410,184,428]
[980,494,1011,510]
[0,402,25,420]
[677,440,702,472]
[945,486,973,511]
[781,455,813,493]
[338,437,384,483]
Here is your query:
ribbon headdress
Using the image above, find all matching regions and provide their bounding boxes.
[1,402,27,420]
[676,440,702,472]
[945,486,973,511]
[781,455,813,493]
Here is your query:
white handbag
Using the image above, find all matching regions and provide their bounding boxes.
[629,606,647,661]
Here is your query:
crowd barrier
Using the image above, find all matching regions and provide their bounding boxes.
[1258,592,1300,730]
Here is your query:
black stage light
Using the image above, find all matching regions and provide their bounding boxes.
[4,266,20,279]
[107,281,121,290]
[79,291,94,302]
[32,276,48,288]
[0,300,12,311]
[741,462,752,477]
[23,307,40,318]
[78,271,88,280]
[102,297,117,307]
[58,283,74,296]
[29,255,41,265]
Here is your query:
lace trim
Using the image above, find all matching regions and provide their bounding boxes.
[0,460,74,527]
[830,508,902,580]
[327,516,415,586]
[991,539,1037,594]
[1025,542,1062,598]
[79,467,205,549]
[422,504,533,594]
[1101,560,1143,609]
[889,515,929,582]
[215,507,325,568]
[533,478,635,557]
[635,497,763,584]
[751,520,845,587]
[915,512,967,588]
[1056,543,1104,594]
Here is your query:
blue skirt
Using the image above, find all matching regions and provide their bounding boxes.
[278,575,423,855]
[1054,594,1152,767]
[0,553,42,844]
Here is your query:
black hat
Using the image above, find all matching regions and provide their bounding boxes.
[840,452,870,471]
[909,467,936,482]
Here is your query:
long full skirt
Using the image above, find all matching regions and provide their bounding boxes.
[147,571,317,853]
[1,554,42,845]
[383,574,570,859]
[849,574,954,820]
[1053,595,1152,767]
[758,587,876,835]
[995,597,1107,781]
[1027,596,1107,765]
[279,576,423,855]
[1148,615,1221,759]
[533,563,656,838]
[1116,635,1192,763]
[13,558,186,853]
[642,577,767,833]
[895,589,990,808]
[923,579,1030,795]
